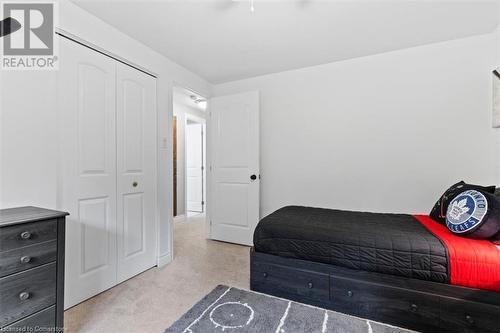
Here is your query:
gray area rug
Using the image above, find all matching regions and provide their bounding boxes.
[165,285,415,333]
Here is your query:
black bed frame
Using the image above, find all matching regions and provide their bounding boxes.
[250,248,500,333]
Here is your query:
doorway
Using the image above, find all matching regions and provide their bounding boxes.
[172,86,207,219]
[172,87,260,247]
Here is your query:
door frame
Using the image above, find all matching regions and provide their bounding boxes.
[173,116,178,217]
[205,101,213,239]
[184,114,206,215]
[171,84,211,250]
[55,31,162,274]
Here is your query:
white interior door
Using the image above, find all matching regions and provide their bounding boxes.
[116,63,157,283]
[59,38,118,308]
[186,123,204,212]
[209,91,259,246]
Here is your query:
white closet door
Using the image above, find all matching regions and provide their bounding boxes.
[116,63,157,283]
[59,38,118,309]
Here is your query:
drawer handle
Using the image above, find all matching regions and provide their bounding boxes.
[307,282,313,289]
[410,304,418,313]
[19,292,30,301]
[347,290,353,297]
[20,256,31,264]
[20,231,32,240]
[262,272,268,278]
[465,315,474,325]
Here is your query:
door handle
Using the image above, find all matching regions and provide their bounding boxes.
[250,175,257,180]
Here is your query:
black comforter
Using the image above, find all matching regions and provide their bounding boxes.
[253,206,449,283]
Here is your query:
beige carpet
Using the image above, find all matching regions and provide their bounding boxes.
[64,213,250,332]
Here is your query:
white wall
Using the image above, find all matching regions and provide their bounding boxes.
[173,100,206,216]
[495,27,500,67]
[214,31,500,217]
[0,72,58,209]
[0,0,211,265]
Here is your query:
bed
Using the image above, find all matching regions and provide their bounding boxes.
[250,206,500,333]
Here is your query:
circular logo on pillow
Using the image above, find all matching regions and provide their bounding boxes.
[446,190,488,233]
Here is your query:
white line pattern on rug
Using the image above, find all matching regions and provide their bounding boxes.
[183,287,232,333]
[243,287,414,331]
[322,310,329,333]
[275,301,292,333]
[367,320,373,333]
[209,301,255,331]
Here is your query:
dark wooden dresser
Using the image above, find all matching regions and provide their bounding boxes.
[0,206,68,331]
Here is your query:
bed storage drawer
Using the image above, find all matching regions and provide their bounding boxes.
[251,262,330,302]
[330,276,441,332]
[330,277,439,330]
[0,220,57,252]
[0,240,57,278]
[0,263,57,327]
[439,297,500,333]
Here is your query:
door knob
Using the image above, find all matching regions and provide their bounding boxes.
[250,175,257,180]
[132,181,138,187]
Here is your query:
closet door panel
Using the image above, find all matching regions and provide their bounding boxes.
[78,64,108,174]
[116,63,157,283]
[59,38,118,309]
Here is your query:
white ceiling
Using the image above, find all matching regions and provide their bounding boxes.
[71,0,500,84]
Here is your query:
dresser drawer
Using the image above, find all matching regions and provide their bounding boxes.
[0,241,57,278]
[0,220,57,252]
[1,306,55,332]
[0,263,56,327]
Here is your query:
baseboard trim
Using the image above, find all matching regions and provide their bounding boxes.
[173,214,186,222]
[157,252,172,267]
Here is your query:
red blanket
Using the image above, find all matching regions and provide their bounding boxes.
[414,215,500,292]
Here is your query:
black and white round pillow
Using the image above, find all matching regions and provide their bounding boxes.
[446,190,500,239]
